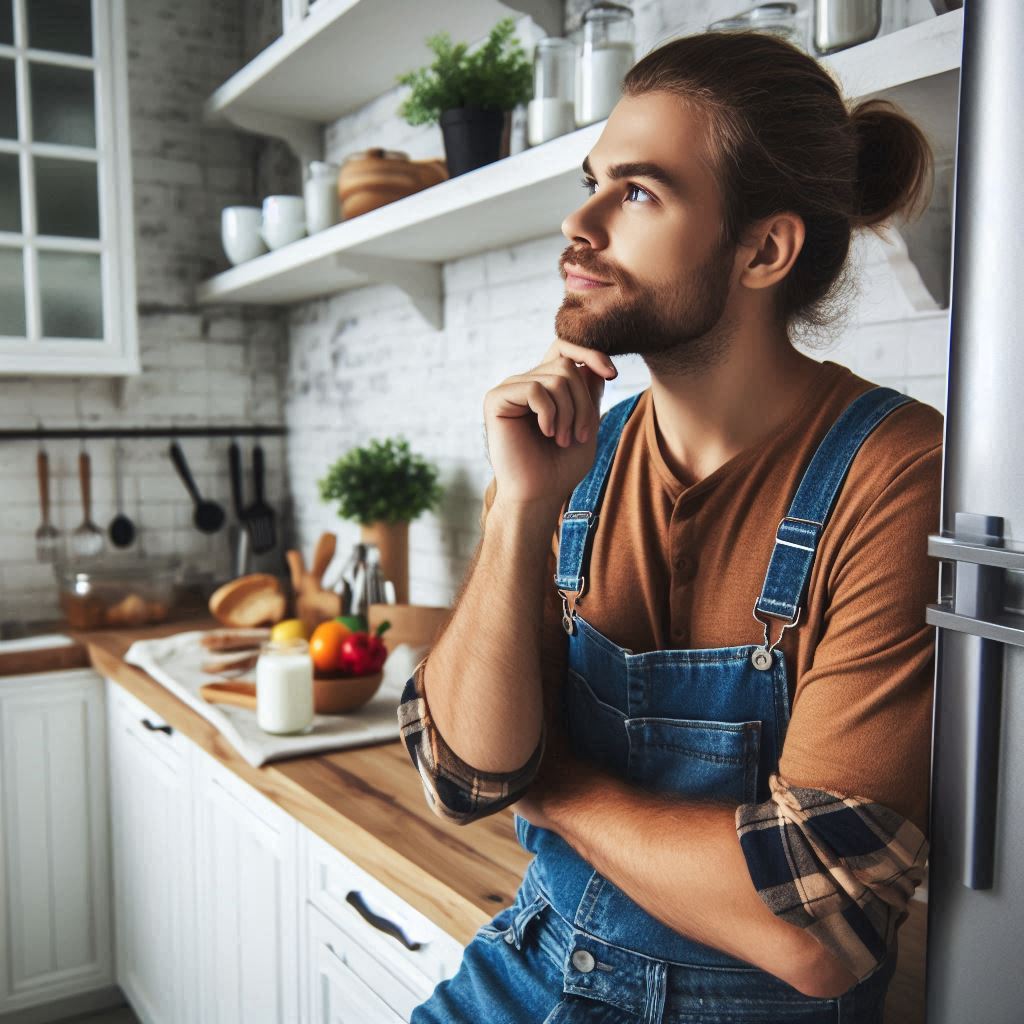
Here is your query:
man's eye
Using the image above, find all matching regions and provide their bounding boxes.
[579,178,652,203]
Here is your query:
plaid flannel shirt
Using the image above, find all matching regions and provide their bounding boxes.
[397,659,928,983]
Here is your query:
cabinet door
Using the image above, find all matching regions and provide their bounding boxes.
[193,748,300,1024]
[106,680,195,1024]
[0,668,113,1015]
[305,830,463,996]
[307,906,406,1024]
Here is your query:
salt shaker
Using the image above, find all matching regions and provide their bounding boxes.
[528,38,577,146]
[304,160,340,233]
[576,2,635,128]
[256,638,314,735]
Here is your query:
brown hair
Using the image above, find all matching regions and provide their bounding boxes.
[623,31,934,335]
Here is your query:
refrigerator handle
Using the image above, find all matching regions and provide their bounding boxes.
[926,514,1012,890]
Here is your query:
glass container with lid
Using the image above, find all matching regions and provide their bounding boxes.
[256,637,314,735]
[708,2,810,53]
[304,160,340,232]
[576,2,635,128]
[528,38,576,146]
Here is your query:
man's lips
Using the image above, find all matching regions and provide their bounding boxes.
[563,264,614,290]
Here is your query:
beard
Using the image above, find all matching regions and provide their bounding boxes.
[554,239,738,374]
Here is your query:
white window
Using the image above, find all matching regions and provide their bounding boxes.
[0,0,138,376]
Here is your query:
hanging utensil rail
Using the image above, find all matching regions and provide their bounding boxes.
[0,425,287,441]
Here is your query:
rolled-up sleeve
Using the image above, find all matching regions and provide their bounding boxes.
[736,773,927,982]
[397,657,545,825]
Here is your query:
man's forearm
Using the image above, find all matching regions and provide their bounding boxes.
[533,767,859,998]
[423,494,561,772]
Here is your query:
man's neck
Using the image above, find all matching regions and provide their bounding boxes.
[645,333,823,489]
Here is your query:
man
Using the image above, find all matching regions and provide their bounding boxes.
[400,29,940,1022]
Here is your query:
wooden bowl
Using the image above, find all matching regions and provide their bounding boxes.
[312,671,384,714]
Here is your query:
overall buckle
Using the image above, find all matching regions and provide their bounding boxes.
[557,576,587,635]
[750,606,802,670]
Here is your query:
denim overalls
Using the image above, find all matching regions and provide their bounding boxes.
[413,386,912,1024]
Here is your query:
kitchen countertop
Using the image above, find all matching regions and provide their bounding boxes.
[63,617,531,945]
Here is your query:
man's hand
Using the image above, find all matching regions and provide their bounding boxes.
[484,340,618,510]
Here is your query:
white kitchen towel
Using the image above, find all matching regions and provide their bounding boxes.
[124,630,427,768]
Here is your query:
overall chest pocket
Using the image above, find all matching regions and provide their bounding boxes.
[625,716,761,803]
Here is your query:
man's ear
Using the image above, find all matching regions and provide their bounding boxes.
[739,213,805,291]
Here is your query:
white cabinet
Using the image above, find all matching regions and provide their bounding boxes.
[303,831,464,1022]
[104,676,464,1024]
[306,905,406,1024]
[192,749,300,1023]
[0,668,113,1016]
[106,681,195,1024]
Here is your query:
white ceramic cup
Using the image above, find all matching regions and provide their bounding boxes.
[261,195,306,249]
[221,206,268,265]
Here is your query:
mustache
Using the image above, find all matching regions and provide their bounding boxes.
[558,245,627,286]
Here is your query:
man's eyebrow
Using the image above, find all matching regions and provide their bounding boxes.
[581,155,682,194]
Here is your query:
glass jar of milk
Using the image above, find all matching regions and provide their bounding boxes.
[256,638,314,735]
[528,38,577,146]
[576,2,635,128]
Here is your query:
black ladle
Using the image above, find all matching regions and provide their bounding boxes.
[108,441,136,548]
[169,441,225,534]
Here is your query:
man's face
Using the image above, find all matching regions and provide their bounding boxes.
[555,91,739,366]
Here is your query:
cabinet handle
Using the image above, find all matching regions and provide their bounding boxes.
[141,718,173,736]
[345,890,422,951]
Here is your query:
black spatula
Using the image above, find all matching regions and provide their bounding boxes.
[244,443,276,554]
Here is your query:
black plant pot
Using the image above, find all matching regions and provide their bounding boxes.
[439,107,506,177]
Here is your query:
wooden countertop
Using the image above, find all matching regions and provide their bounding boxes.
[70,618,531,945]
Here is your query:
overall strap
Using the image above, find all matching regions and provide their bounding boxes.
[752,386,914,655]
[555,392,643,633]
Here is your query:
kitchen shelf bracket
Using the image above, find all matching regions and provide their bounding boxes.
[334,254,443,329]
[219,104,321,166]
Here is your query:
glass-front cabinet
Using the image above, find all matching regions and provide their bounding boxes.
[0,0,137,375]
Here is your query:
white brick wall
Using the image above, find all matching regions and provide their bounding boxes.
[282,0,952,608]
[0,0,289,625]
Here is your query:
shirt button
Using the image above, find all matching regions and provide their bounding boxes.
[675,555,697,580]
[571,949,596,973]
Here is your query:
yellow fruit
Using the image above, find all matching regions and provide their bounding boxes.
[270,618,308,642]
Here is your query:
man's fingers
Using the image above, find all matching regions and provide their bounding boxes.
[539,338,618,381]
[485,380,558,437]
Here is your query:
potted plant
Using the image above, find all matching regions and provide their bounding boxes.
[318,437,443,604]
[397,17,533,176]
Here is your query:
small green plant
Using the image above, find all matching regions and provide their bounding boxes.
[397,17,533,126]
[318,437,443,526]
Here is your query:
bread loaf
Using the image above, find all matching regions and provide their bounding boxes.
[208,574,286,627]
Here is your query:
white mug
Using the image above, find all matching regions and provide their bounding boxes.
[261,195,306,249]
[221,206,267,265]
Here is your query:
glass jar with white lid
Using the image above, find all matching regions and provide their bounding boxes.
[528,38,577,146]
[256,637,314,735]
[576,1,635,127]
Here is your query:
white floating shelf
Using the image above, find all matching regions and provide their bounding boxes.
[198,9,964,322]
[205,0,562,162]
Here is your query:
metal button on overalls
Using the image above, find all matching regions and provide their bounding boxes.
[571,949,596,973]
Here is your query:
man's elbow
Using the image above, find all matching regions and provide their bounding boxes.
[789,946,860,999]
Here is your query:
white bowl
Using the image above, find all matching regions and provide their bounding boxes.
[261,195,306,249]
[221,206,268,265]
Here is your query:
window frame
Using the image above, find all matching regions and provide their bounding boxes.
[0,0,138,376]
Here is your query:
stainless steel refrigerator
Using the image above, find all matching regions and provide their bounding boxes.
[924,3,1024,1021]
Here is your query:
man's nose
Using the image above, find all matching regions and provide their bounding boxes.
[561,196,609,250]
